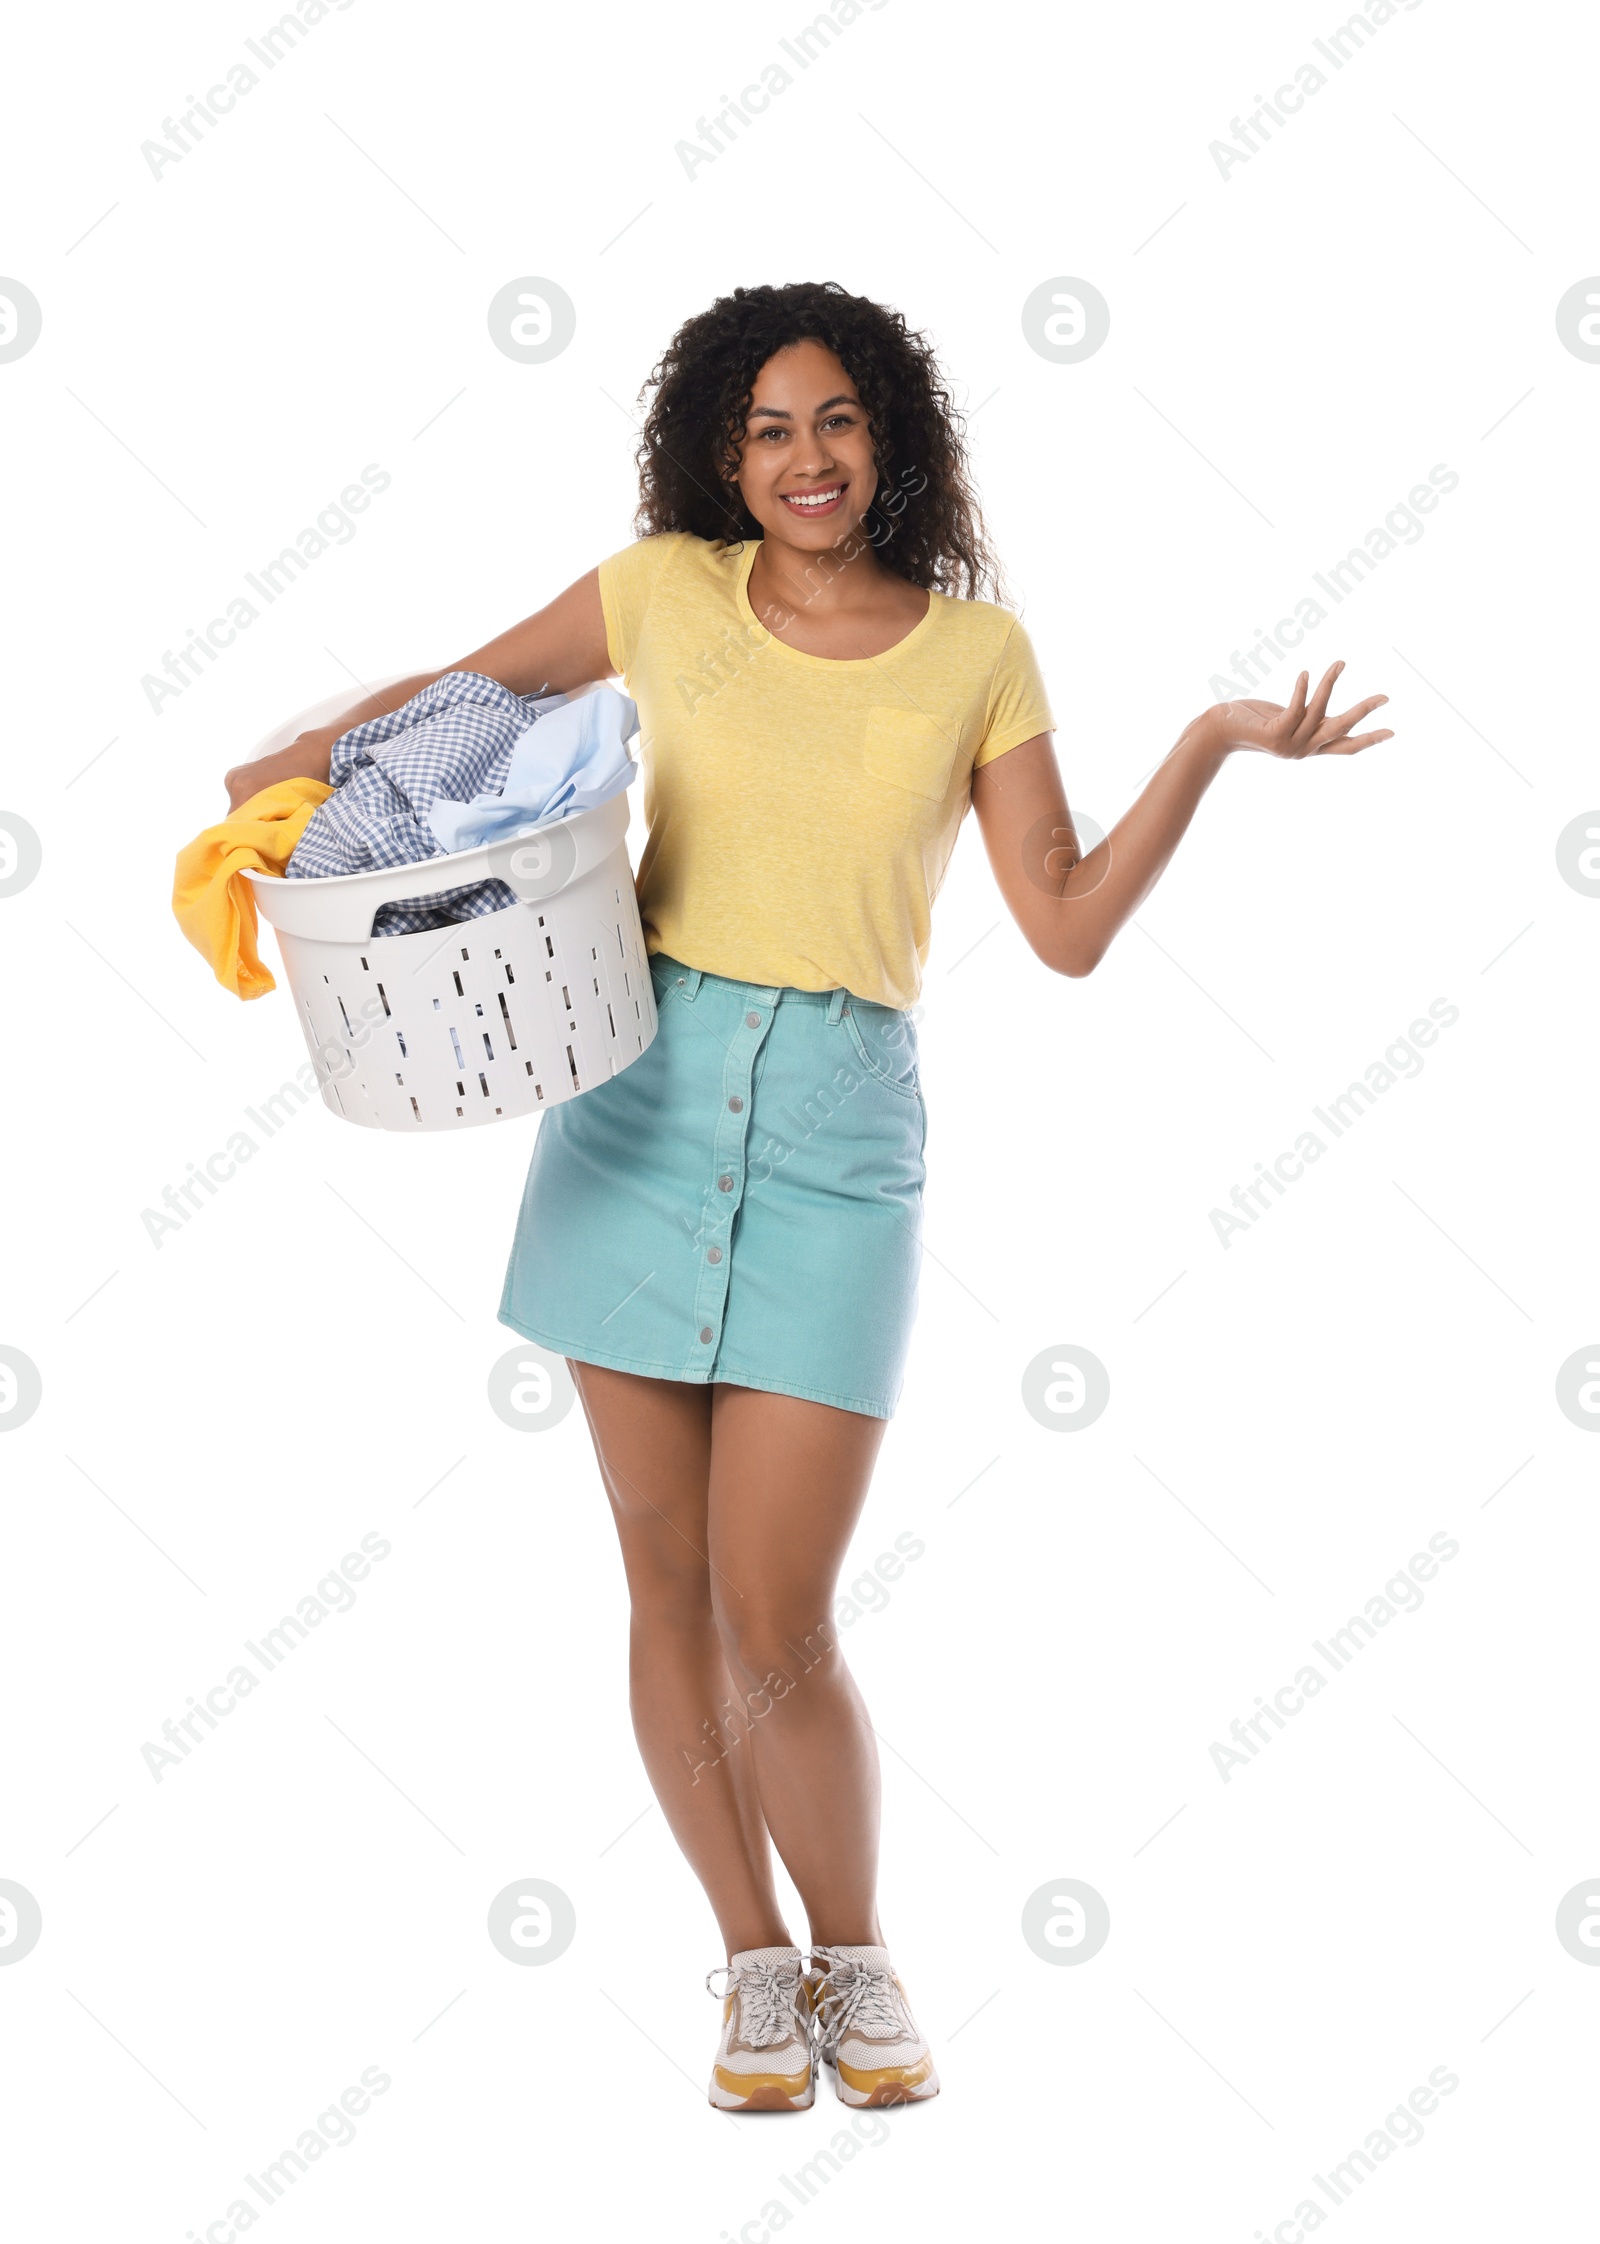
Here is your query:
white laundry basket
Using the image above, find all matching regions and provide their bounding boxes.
[241,679,658,1130]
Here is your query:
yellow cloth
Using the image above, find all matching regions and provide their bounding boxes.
[172,777,334,999]
[598,532,1055,1009]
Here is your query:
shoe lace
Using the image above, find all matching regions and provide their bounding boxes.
[808,1952,906,2050]
[705,1959,802,2048]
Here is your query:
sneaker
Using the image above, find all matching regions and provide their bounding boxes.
[809,1944,940,2106]
[705,1946,814,2110]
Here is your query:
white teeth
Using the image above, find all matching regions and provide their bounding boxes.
[784,487,842,508]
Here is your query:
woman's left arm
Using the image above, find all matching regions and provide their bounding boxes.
[969,660,1393,978]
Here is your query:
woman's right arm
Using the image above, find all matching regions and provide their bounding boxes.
[222,566,613,808]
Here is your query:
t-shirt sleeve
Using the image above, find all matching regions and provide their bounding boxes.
[596,532,683,677]
[972,616,1056,768]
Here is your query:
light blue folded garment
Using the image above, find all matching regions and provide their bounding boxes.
[427,683,639,854]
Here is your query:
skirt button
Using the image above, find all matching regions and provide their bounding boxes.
[728,1095,744,1112]
[699,1326,714,1343]
[708,1246,723,1264]
[745,1011,761,1028]
[717,1174,733,1192]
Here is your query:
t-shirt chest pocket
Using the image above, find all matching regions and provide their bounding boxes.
[861,706,963,802]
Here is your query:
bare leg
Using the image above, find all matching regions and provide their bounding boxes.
[706,1384,889,1949]
[568,1360,792,1959]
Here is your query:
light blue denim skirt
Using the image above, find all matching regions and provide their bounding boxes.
[498,951,927,1418]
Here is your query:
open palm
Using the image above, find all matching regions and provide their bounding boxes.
[1214,660,1393,759]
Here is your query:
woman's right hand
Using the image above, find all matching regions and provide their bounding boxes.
[223,726,337,811]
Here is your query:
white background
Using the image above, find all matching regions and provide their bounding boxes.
[2,1,1595,2237]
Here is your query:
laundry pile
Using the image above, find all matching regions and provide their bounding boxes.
[172,673,638,996]
[286,671,638,933]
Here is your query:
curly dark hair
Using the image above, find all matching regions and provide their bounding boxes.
[630,281,1008,606]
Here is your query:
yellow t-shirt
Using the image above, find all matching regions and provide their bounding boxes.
[597,531,1054,1009]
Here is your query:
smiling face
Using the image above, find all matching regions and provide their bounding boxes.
[727,337,880,550]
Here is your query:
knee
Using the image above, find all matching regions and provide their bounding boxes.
[605,1490,714,1627]
[712,1596,837,1694]
[625,1549,714,1631]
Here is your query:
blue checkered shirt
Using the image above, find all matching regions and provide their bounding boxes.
[285,670,549,935]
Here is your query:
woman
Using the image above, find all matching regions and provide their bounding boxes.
[226,281,1392,2112]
